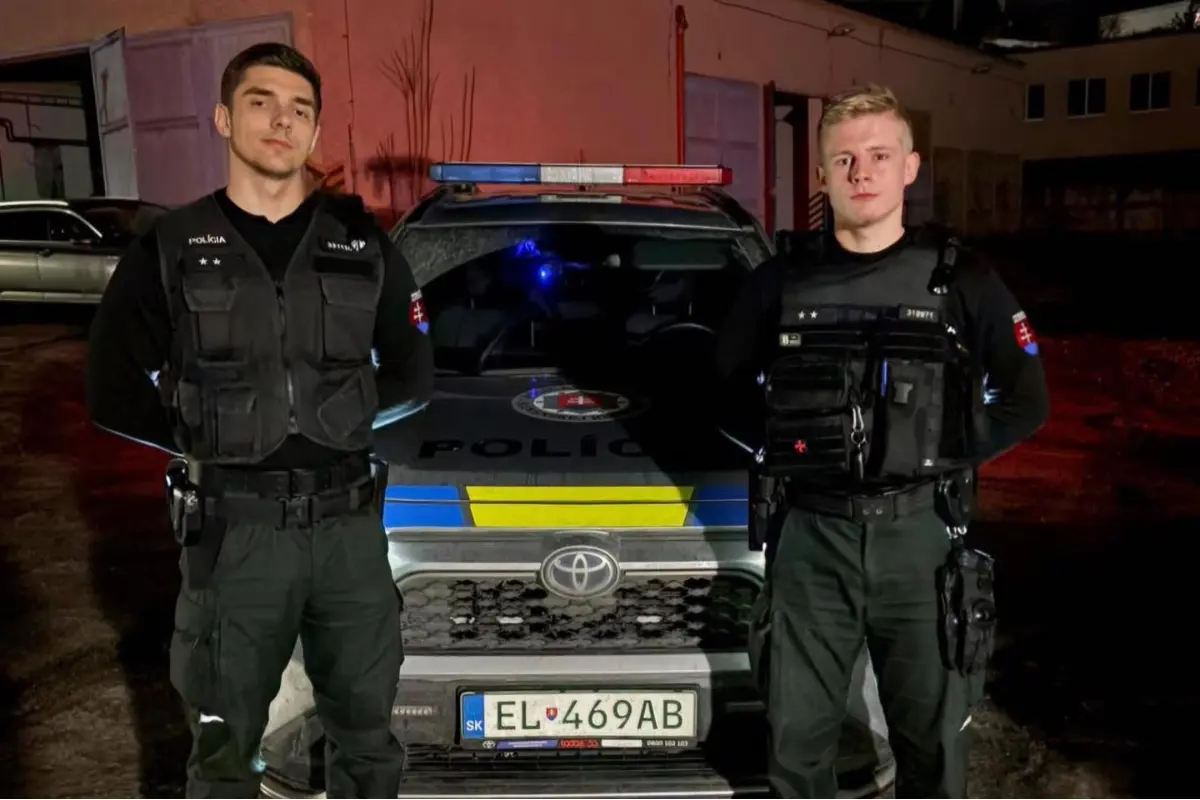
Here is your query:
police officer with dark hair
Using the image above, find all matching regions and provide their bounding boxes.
[85,42,433,798]
[716,85,1050,798]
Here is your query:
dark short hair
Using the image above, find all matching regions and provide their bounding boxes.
[220,42,322,117]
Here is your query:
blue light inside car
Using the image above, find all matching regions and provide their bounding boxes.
[513,239,554,286]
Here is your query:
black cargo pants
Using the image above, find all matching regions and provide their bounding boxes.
[169,503,404,798]
[752,504,974,798]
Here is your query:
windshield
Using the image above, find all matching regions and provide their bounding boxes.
[80,202,168,244]
[399,224,754,377]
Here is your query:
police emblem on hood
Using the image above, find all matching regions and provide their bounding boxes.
[512,387,648,423]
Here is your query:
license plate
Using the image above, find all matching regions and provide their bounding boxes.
[460,689,698,744]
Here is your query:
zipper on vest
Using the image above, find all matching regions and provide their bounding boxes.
[277,285,299,433]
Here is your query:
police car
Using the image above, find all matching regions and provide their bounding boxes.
[259,163,895,798]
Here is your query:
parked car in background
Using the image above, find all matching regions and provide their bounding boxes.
[0,198,168,304]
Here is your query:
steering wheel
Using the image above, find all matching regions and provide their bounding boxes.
[472,306,553,375]
[473,319,517,375]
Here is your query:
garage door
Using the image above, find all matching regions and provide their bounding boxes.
[122,30,205,206]
[123,16,292,206]
[194,16,294,188]
[90,31,139,199]
[685,75,762,220]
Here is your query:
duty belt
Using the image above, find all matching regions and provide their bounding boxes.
[217,481,375,528]
[789,480,940,524]
[195,452,372,497]
[193,452,376,528]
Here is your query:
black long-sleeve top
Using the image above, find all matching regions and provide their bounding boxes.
[714,230,1051,476]
[85,189,434,469]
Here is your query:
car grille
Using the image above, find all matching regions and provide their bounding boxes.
[399,574,759,653]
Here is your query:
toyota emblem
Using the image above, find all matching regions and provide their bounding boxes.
[539,545,621,599]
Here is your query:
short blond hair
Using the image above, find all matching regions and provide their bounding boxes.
[818,84,914,154]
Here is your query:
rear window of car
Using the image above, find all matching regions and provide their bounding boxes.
[397,223,761,375]
[80,203,168,244]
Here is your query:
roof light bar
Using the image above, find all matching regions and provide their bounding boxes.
[429,162,733,186]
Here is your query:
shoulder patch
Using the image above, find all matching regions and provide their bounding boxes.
[1012,310,1039,356]
[409,289,429,334]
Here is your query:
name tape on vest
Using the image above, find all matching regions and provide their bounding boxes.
[900,305,938,322]
[187,234,227,247]
[320,237,369,254]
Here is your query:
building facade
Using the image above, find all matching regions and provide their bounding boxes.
[0,0,1027,236]
[1017,29,1200,233]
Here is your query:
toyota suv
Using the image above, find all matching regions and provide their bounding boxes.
[259,162,895,799]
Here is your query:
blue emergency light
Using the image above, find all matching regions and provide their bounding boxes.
[429,162,733,186]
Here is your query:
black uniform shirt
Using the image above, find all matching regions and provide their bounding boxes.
[85,189,434,470]
[714,229,1051,476]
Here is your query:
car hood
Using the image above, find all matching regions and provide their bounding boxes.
[373,374,750,530]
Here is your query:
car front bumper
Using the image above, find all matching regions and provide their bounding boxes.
[259,650,894,799]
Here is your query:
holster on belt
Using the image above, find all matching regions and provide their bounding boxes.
[934,470,997,676]
[934,468,976,533]
[369,456,389,515]
[748,472,784,552]
[938,540,997,676]
[165,457,226,590]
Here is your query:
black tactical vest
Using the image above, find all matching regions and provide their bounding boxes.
[759,236,985,484]
[155,193,384,465]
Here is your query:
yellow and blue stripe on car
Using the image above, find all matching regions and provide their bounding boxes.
[383,484,749,529]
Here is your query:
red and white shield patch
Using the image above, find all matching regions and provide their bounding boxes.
[1012,311,1038,356]
[409,290,429,333]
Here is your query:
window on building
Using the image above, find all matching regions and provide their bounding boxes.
[1067,77,1107,117]
[1025,83,1046,120]
[1130,71,1171,111]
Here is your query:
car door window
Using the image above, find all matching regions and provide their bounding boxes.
[0,210,51,243]
[46,212,96,244]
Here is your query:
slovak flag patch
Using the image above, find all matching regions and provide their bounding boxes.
[1012,310,1038,356]
[409,290,429,334]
